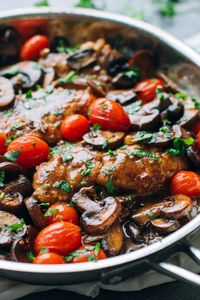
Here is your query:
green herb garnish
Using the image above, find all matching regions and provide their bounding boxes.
[106,176,115,194]
[58,71,78,84]
[34,0,49,7]
[124,66,140,79]
[5,219,25,232]
[26,251,35,262]
[0,170,5,188]
[75,0,98,9]
[82,161,93,176]
[4,150,21,162]
[39,202,50,207]
[26,90,32,99]
[107,149,116,156]
[53,180,71,192]
[39,247,49,254]
[44,208,58,217]
[166,137,194,156]
[149,211,155,218]
[92,123,101,131]
[102,139,109,150]
[131,148,159,161]
[11,123,24,131]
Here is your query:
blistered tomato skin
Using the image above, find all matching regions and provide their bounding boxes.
[20,35,50,60]
[89,98,131,131]
[135,79,165,104]
[34,222,82,255]
[33,252,65,264]
[69,245,107,263]
[45,203,79,225]
[61,114,89,142]
[0,133,7,155]
[7,136,49,168]
[171,171,200,197]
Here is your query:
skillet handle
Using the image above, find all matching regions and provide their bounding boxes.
[149,242,200,287]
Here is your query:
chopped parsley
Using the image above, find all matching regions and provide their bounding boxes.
[108,149,116,156]
[58,71,78,84]
[124,66,140,79]
[56,40,79,54]
[34,0,49,6]
[103,166,116,175]
[131,148,159,161]
[53,180,71,193]
[11,123,24,131]
[64,242,101,262]
[44,207,59,218]
[102,139,109,150]
[43,183,50,189]
[26,90,32,99]
[149,211,155,218]
[101,103,108,109]
[192,97,200,109]
[5,219,25,232]
[68,200,77,207]
[39,247,49,254]
[134,131,154,143]
[106,176,115,194]
[39,202,50,207]
[26,251,35,262]
[166,137,194,156]
[175,92,188,99]
[0,170,5,188]
[92,123,101,131]
[62,152,73,162]
[75,0,99,9]
[81,161,93,176]
[4,150,21,162]
[45,85,54,95]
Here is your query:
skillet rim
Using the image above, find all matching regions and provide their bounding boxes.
[0,7,200,274]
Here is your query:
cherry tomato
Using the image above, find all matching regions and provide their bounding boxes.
[171,171,200,197]
[0,133,7,155]
[191,123,200,135]
[34,222,81,255]
[198,131,200,150]
[89,98,131,131]
[135,79,165,104]
[45,203,79,225]
[7,136,49,168]
[20,35,50,60]
[69,244,107,263]
[61,114,89,142]
[33,252,65,264]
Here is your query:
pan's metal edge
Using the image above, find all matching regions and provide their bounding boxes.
[0,7,200,275]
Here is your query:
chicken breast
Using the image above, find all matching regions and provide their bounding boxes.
[33,143,187,203]
[0,88,95,145]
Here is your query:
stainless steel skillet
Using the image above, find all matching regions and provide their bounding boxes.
[0,7,200,287]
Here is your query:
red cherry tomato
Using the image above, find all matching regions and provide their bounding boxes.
[171,171,200,197]
[135,79,165,104]
[7,136,49,168]
[61,114,89,142]
[0,133,7,155]
[89,98,131,131]
[69,244,107,263]
[45,203,79,225]
[34,222,81,255]
[33,252,65,264]
[20,35,50,60]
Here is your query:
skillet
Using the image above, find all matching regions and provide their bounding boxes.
[0,7,200,287]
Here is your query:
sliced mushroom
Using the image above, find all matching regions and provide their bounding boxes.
[67,48,96,70]
[0,210,26,248]
[106,56,128,76]
[112,73,137,89]
[101,221,124,256]
[129,50,155,79]
[167,99,184,121]
[1,61,43,90]
[187,143,200,167]
[129,108,161,131]
[81,196,121,234]
[10,238,30,263]
[178,97,200,129]
[42,67,55,88]
[88,79,107,97]
[0,76,15,107]
[0,161,21,178]
[1,175,33,197]
[157,71,182,93]
[24,197,47,230]
[131,202,165,226]
[82,234,105,244]
[162,194,192,219]
[83,130,124,150]
[72,187,100,213]
[0,192,24,214]
[124,221,143,244]
[106,89,137,105]
[151,218,180,234]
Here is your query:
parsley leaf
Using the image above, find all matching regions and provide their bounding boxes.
[5,219,25,232]
[0,170,5,188]
[81,161,93,176]
[131,148,159,161]
[39,247,49,254]
[106,176,115,194]
[26,90,32,99]
[53,180,71,192]
[124,66,140,79]
[92,123,101,131]
[58,71,78,84]
[26,251,35,262]
[102,139,109,150]
[34,0,49,6]
[4,150,21,162]
[75,0,98,9]
[44,208,58,217]
[166,137,194,156]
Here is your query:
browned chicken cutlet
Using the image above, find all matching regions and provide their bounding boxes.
[33,143,187,203]
[0,88,95,145]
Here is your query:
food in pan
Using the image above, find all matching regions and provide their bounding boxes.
[0,26,199,264]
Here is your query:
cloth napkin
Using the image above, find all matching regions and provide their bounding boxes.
[0,30,200,300]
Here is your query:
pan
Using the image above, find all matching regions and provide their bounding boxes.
[0,7,200,287]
